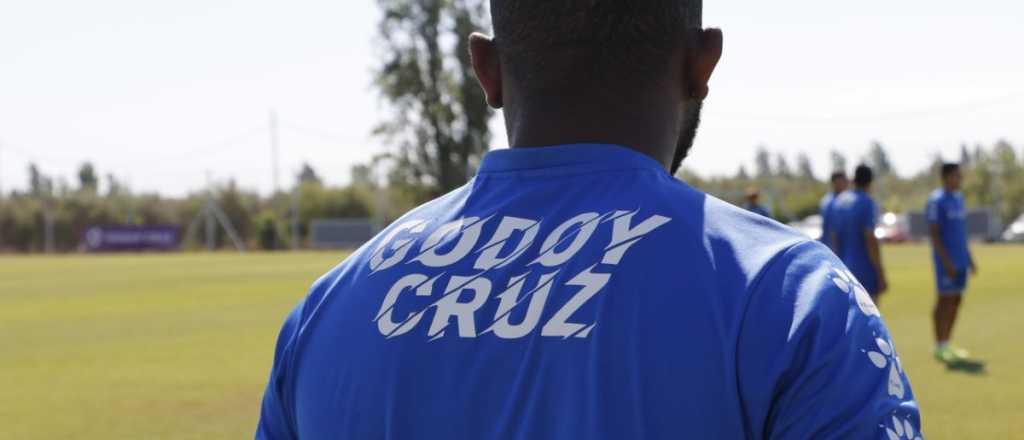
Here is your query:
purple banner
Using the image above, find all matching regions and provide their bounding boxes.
[83,225,180,252]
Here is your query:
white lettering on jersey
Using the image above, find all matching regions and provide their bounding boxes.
[369,210,672,339]
[375,273,439,336]
[603,210,673,265]
[541,264,609,338]
[369,220,428,272]
[474,216,540,270]
[427,276,492,339]
[412,216,491,267]
[530,212,602,267]
[484,271,558,339]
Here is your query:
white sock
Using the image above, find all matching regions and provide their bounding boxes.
[936,341,949,350]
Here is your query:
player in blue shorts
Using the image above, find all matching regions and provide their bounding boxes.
[819,171,848,250]
[255,1,922,438]
[834,165,888,302]
[927,163,976,364]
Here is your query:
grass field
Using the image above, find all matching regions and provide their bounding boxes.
[1,245,1022,439]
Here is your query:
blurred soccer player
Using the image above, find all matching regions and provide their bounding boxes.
[743,186,772,218]
[819,171,848,249]
[927,163,976,364]
[834,165,887,301]
[255,2,921,438]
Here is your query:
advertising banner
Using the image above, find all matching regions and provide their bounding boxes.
[83,225,180,251]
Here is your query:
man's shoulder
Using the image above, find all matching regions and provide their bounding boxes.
[699,191,811,264]
[927,188,947,203]
[834,191,857,206]
[820,192,835,206]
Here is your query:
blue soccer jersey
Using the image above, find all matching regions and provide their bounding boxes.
[819,191,839,249]
[833,189,880,294]
[256,144,921,440]
[926,189,972,287]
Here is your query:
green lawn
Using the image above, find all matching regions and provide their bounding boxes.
[1,245,1022,439]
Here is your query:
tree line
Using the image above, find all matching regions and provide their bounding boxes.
[0,162,419,253]
[2,140,1020,253]
[682,140,1024,225]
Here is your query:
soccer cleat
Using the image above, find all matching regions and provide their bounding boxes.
[951,346,970,358]
[934,346,968,364]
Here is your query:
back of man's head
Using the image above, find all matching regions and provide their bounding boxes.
[830,171,848,191]
[490,0,702,95]
[853,165,874,188]
[940,163,960,178]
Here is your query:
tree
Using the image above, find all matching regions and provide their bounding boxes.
[775,153,793,178]
[28,163,52,197]
[829,149,848,174]
[797,152,816,181]
[960,144,971,166]
[373,0,493,193]
[992,140,1023,225]
[736,165,749,181]
[350,164,374,187]
[298,163,322,186]
[217,180,254,247]
[257,210,283,251]
[754,146,773,177]
[106,173,126,197]
[78,162,98,194]
[866,141,894,175]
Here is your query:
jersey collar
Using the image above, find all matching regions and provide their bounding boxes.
[477,143,669,175]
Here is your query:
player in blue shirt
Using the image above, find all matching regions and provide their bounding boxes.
[256,2,922,439]
[833,165,887,301]
[927,163,976,364]
[743,186,772,219]
[819,171,848,249]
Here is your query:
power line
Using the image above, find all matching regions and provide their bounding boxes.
[278,121,356,145]
[146,125,268,162]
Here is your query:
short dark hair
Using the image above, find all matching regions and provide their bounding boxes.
[490,0,702,93]
[829,171,847,182]
[941,162,960,178]
[853,164,873,187]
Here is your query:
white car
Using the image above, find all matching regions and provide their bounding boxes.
[788,214,823,240]
[1003,214,1024,242]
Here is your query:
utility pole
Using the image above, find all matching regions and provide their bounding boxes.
[205,171,216,250]
[270,110,280,194]
[182,171,245,252]
[270,110,298,249]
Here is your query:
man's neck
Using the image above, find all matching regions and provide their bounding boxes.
[503,92,681,170]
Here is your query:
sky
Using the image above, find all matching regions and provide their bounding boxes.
[1,0,1022,197]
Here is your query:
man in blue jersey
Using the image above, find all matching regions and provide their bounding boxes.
[819,171,848,249]
[834,165,888,302]
[743,186,772,218]
[927,163,976,364]
[256,1,922,439]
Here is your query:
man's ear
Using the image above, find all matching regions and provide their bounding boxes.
[686,28,723,101]
[469,32,503,109]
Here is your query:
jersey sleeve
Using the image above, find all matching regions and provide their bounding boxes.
[737,241,922,439]
[255,300,305,440]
